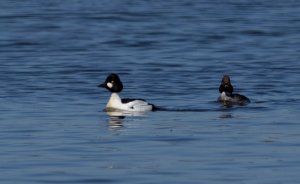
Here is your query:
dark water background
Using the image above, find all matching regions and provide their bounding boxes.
[1,0,300,183]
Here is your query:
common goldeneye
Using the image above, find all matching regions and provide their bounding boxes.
[99,73,157,112]
[218,75,250,105]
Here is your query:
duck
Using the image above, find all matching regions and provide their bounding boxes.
[218,75,250,105]
[98,73,157,112]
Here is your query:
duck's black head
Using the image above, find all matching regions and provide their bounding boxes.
[219,75,234,93]
[98,73,123,93]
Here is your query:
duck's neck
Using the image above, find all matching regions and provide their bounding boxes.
[106,93,122,109]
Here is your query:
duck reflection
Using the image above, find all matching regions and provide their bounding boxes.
[106,110,147,129]
[219,112,233,119]
[218,105,234,119]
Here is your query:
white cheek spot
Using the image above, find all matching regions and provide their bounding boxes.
[107,82,113,88]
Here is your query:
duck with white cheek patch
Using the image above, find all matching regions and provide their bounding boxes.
[98,73,158,112]
[218,75,250,106]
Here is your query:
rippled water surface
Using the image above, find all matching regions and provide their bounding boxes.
[1,0,300,183]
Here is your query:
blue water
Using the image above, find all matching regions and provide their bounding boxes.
[1,0,300,183]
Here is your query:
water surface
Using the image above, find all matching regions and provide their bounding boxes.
[1,0,300,183]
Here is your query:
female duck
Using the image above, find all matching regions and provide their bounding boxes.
[218,75,250,105]
[99,73,157,112]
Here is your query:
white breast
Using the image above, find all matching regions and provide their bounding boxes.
[219,91,231,101]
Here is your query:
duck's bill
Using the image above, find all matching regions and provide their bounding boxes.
[98,83,106,88]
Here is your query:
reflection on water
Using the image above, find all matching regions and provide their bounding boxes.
[219,112,233,119]
[108,116,124,129]
[106,110,148,129]
[106,110,148,117]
